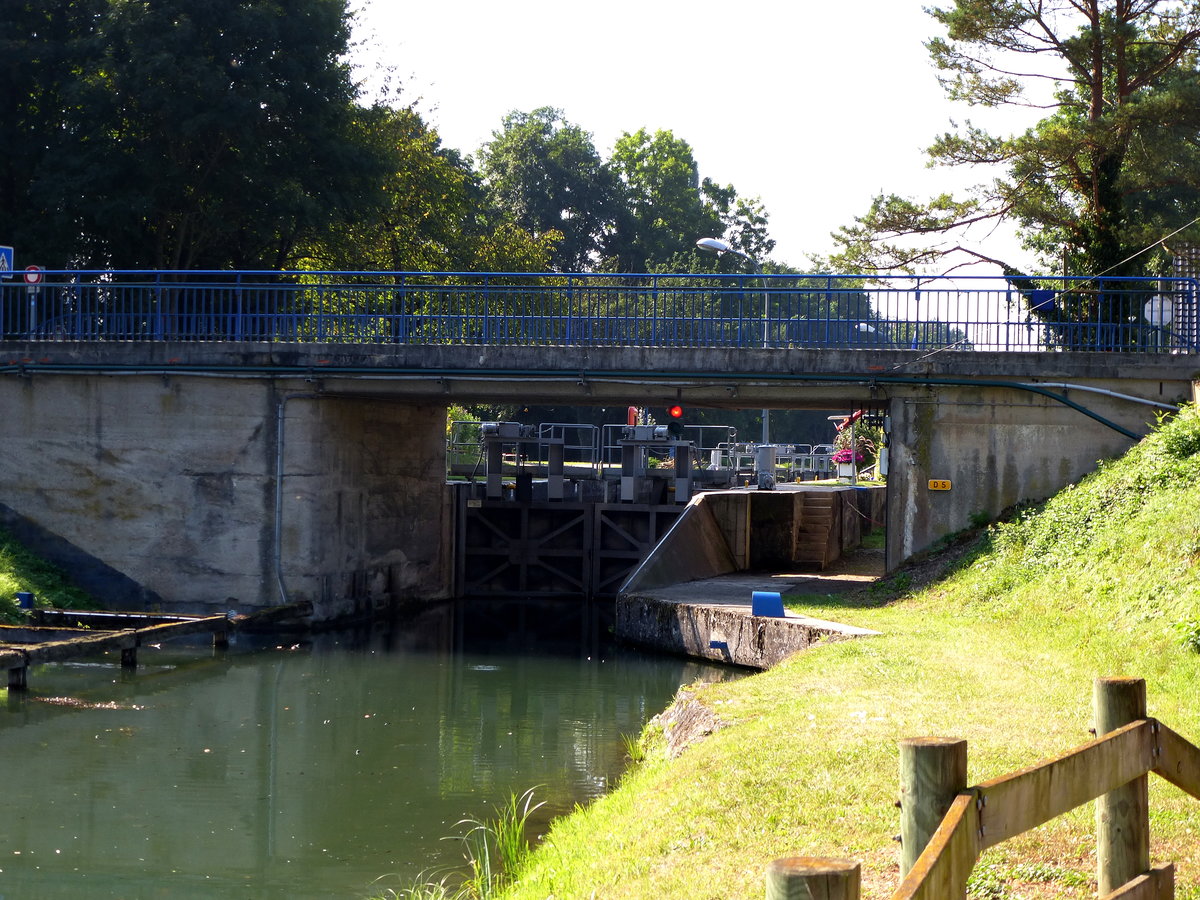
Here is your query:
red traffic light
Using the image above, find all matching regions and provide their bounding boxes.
[666,405,685,439]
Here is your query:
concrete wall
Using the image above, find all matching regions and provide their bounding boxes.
[623,486,886,593]
[615,594,877,669]
[885,383,1153,565]
[620,498,738,593]
[0,374,449,618]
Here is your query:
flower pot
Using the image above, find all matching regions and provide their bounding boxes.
[836,462,856,478]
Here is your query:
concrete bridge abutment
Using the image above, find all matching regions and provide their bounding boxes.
[0,373,450,619]
[884,380,1166,566]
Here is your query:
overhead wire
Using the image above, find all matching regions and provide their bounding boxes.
[1087,213,1200,282]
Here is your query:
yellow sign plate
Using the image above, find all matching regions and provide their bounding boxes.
[928,479,952,491]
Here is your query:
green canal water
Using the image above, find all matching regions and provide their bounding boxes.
[0,601,734,899]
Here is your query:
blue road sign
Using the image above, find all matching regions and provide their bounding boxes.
[0,246,12,279]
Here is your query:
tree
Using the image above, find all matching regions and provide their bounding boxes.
[478,108,623,271]
[295,105,563,343]
[305,105,471,272]
[833,1,1200,281]
[608,128,775,271]
[3,0,389,270]
[303,105,557,272]
[0,0,108,267]
[609,128,723,269]
[724,194,775,263]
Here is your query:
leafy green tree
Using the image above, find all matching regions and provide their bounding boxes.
[724,194,775,263]
[608,128,775,271]
[295,105,563,343]
[608,128,723,270]
[303,106,559,273]
[834,0,1200,281]
[468,223,561,273]
[341,105,479,272]
[0,0,108,267]
[5,0,389,270]
[478,108,623,271]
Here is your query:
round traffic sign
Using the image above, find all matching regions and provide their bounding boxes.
[24,265,43,285]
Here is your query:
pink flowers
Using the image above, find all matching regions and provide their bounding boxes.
[831,447,864,464]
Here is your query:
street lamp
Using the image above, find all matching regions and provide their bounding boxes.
[696,237,771,445]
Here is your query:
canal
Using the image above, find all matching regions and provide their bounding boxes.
[0,600,735,899]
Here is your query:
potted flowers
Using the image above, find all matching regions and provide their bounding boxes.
[831,446,862,479]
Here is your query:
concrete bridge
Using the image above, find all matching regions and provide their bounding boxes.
[1,271,1196,619]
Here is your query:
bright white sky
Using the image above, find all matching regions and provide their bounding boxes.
[351,0,1040,273]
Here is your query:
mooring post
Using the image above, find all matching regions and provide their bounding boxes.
[765,856,860,900]
[1095,677,1151,895]
[8,665,28,691]
[899,736,968,877]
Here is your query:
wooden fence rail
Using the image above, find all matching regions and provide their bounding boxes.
[767,678,1200,900]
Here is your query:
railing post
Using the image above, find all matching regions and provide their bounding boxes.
[765,856,859,900]
[565,274,573,344]
[899,737,968,878]
[1095,677,1150,895]
[651,273,659,345]
[913,284,923,350]
[233,271,243,341]
[153,270,164,341]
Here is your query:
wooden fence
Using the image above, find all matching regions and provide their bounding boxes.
[766,677,1200,900]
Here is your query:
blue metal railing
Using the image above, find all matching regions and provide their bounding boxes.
[1,269,1196,353]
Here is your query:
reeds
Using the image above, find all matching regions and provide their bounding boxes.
[369,787,544,900]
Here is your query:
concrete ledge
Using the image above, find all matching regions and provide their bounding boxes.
[616,591,879,670]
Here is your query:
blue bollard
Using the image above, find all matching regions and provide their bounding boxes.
[751,590,785,617]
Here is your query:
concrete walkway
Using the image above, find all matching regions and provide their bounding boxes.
[616,549,885,669]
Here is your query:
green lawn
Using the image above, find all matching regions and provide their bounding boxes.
[499,405,1200,900]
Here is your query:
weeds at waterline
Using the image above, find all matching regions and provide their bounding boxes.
[367,788,544,900]
[620,731,646,765]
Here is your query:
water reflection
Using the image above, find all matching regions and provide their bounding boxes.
[0,600,735,899]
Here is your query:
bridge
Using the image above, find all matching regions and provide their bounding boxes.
[1,270,1196,619]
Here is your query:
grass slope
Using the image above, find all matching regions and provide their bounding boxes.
[0,527,91,620]
[502,405,1200,900]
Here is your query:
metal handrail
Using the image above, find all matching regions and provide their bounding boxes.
[536,423,601,469]
[3,270,1196,353]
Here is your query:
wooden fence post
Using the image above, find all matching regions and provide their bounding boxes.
[899,737,968,877]
[1095,677,1151,895]
[765,856,860,900]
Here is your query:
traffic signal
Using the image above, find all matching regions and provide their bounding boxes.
[666,404,684,439]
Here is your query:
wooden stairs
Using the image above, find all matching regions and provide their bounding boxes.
[795,491,841,569]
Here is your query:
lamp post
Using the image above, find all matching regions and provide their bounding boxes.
[696,237,771,445]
